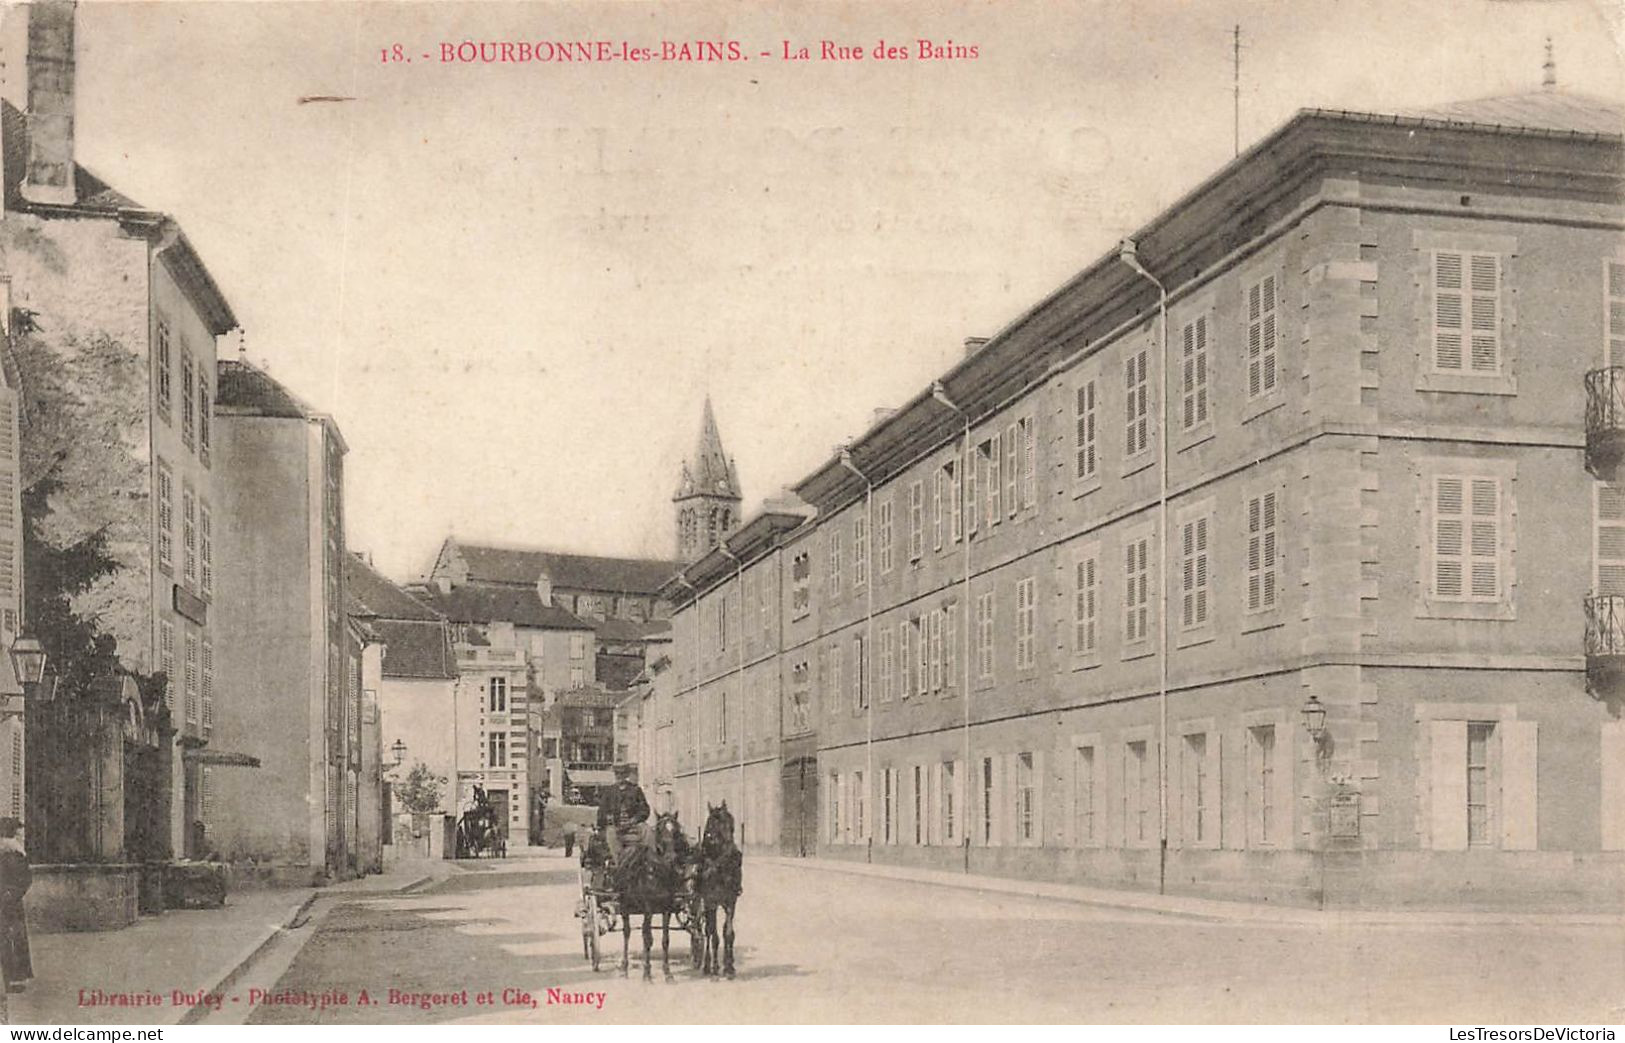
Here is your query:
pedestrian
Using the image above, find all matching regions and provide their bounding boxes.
[0,818,32,994]
[563,822,575,859]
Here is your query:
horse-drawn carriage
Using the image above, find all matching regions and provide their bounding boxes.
[574,803,743,979]
[455,790,507,859]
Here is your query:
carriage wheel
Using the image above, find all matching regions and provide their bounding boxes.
[585,893,602,971]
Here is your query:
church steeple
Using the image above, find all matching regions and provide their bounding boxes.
[674,396,742,563]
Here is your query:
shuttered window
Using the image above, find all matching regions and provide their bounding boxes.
[878,628,894,702]
[877,498,893,575]
[829,643,843,718]
[964,444,979,537]
[201,640,214,733]
[1073,550,1099,655]
[160,621,176,711]
[1125,350,1150,457]
[1433,476,1501,602]
[0,388,19,620]
[1180,515,1210,630]
[1246,491,1279,613]
[182,488,197,589]
[932,469,944,550]
[199,501,213,600]
[156,323,173,422]
[1433,251,1500,374]
[1181,315,1210,430]
[853,515,868,589]
[944,602,958,691]
[1124,535,1150,644]
[908,481,924,561]
[1247,274,1279,398]
[946,460,962,542]
[851,635,866,711]
[1609,261,1625,368]
[1075,380,1097,481]
[898,621,911,699]
[156,460,174,575]
[976,592,995,680]
[1020,416,1036,510]
[914,618,928,697]
[1073,746,1096,845]
[928,610,943,691]
[986,433,1002,526]
[1015,577,1036,669]
[827,529,841,598]
[1597,484,1625,595]
[185,632,199,724]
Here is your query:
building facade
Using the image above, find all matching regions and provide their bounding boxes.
[667,88,1625,908]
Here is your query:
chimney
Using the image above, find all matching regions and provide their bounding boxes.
[963,336,990,358]
[20,1,76,206]
[535,571,554,607]
[870,407,895,428]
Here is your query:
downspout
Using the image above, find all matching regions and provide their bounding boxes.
[838,445,874,862]
[930,381,973,874]
[1118,238,1171,896]
[672,572,701,823]
[718,542,747,846]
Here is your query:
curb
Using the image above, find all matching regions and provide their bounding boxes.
[760,857,1625,928]
[177,890,319,1026]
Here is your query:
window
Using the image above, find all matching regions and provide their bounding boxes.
[943,602,958,692]
[914,618,928,697]
[1075,379,1097,481]
[160,620,176,711]
[851,635,867,711]
[570,634,586,660]
[199,501,213,600]
[569,666,584,687]
[489,731,507,768]
[185,631,199,724]
[878,628,895,703]
[1124,534,1151,645]
[156,460,174,575]
[946,459,962,542]
[789,661,811,732]
[714,686,729,744]
[1073,548,1099,655]
[1003,422,1018,518]
[1020,416,1036,509]
[882,767,896,844]
[1432,476,1501,602]
[827,528,843,598]
[932,469,945,550]
[928,610,943,691]
[908,480,924,561]
[877,498,894,575]
[897,620,911,699]
[1427,717,1535,851]
[1181,315,1210,430]
[853,515,869,589]
[1246,274,1280,398]
[182,487,198,589]
[1015,577,1036,669]
[981,756,996,844]
[1125,350,1150,458]
[1597,485,1625,595]
[1183,733,1211,845]
[1467,722,1492,846]
[198,375,211,458]
[791,549,812,620]
[852,770,866,838]
[1074,745,1096,845]
[1246,491,1280,613]
[1179,515,1210,631]
[942,760,958,843]
[1125,741,1150,844]
[180,348,195,450]
[985,433,1002,526]
[489,676,507,713]
[1015,752,1036,843]
[965,444,979,536]
[829,772,842,842]
[1432,251,1500,374]
[1608,261,1625,367]
[1250,725,1276,845]
[975,591,995,681]
[829,643,843,718]
[156,322,172,422]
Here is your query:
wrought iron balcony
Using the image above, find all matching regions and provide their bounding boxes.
[1585,368,1625,478]
[1584,595,1625,707]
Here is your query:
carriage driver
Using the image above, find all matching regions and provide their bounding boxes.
[596,763,650,863]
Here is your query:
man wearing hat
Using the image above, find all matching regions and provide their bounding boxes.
[0,818,31,993]
[595,764,649,863]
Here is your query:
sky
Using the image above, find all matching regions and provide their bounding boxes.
[15,0,1623,580]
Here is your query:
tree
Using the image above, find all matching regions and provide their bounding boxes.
[394,763,446,817]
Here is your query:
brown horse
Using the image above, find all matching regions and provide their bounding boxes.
[697,802,742,979]
[611,812,692,981]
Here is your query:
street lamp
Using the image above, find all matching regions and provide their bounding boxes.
[1300,694,1327,742]
[390,739,407,767]
[8,635,47,694]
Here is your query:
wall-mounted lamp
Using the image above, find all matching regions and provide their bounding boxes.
[390,739,408,767]
[1300,694,1327,742]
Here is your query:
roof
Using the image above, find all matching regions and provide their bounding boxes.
[450,540,681,595]
[374,619,458,681]
[1397,89,1622,136]
[345,554,443,622]
[415,584,591,630]
[554,687,623,708]
[215,359,313,418]
[595,652,646,691]
[674,396,741,500]
[592,618,672,644]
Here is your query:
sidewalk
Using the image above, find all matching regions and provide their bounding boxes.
[7,887,315,1026]
[757,855,1625,928]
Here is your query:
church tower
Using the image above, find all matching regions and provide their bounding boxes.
[674,397,742,563]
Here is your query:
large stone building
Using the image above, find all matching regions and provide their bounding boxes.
[1,0,239,908]
[663,85,1625,908]
[210,358,364,880]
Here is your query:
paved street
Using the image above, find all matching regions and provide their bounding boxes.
[216,851,1625,1025]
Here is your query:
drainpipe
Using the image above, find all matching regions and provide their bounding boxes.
[930,381,973,874]
[672,572,702,825]
[718,542,747,846]
[839,445,875,862]
[1118,238,1171,896]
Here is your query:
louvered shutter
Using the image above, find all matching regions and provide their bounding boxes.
[1022,417,1036,509]
[1033,750,1046,845]
[1075,381,1096,480]
[1608,262,1625,369]
[1468,254,1501,373]
[0,383,21,640]
[987,432,1001,523]
[1500,721,1538,851]
[1247,277,1278,396]
[1004,422,1018,518]
[1468,479,1500,600]
[1434,477,1465,598]
[1599,486,1625,595]
[1434,252,1465,371]
[1429,720,1469,850]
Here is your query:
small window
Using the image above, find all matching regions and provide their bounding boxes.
[1075,379,1097,481]
[1432,476,1501,602]
[1180,315,1210,430]
[489,676,507,713]
[1125,350,1150,457]
[1073,550,1099,655]
[1123,535,1151,645]
[877,498,895,575]
[1179,515,1210,630]
[1433,252,1500,375]
[1246,491,1280,613]
[1246,274,1279,398]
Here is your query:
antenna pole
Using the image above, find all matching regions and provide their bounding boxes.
[1233,25,1241,157]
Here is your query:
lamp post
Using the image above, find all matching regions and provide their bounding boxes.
[8,635,47,692]
[390,739,407,768]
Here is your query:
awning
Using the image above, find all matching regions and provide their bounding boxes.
[568,769,614,787]
[183,750,262,768]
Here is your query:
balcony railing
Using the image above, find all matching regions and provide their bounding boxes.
[566,760,613,773]
[1584,368,1625,478]
[1585,595,1625,657]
